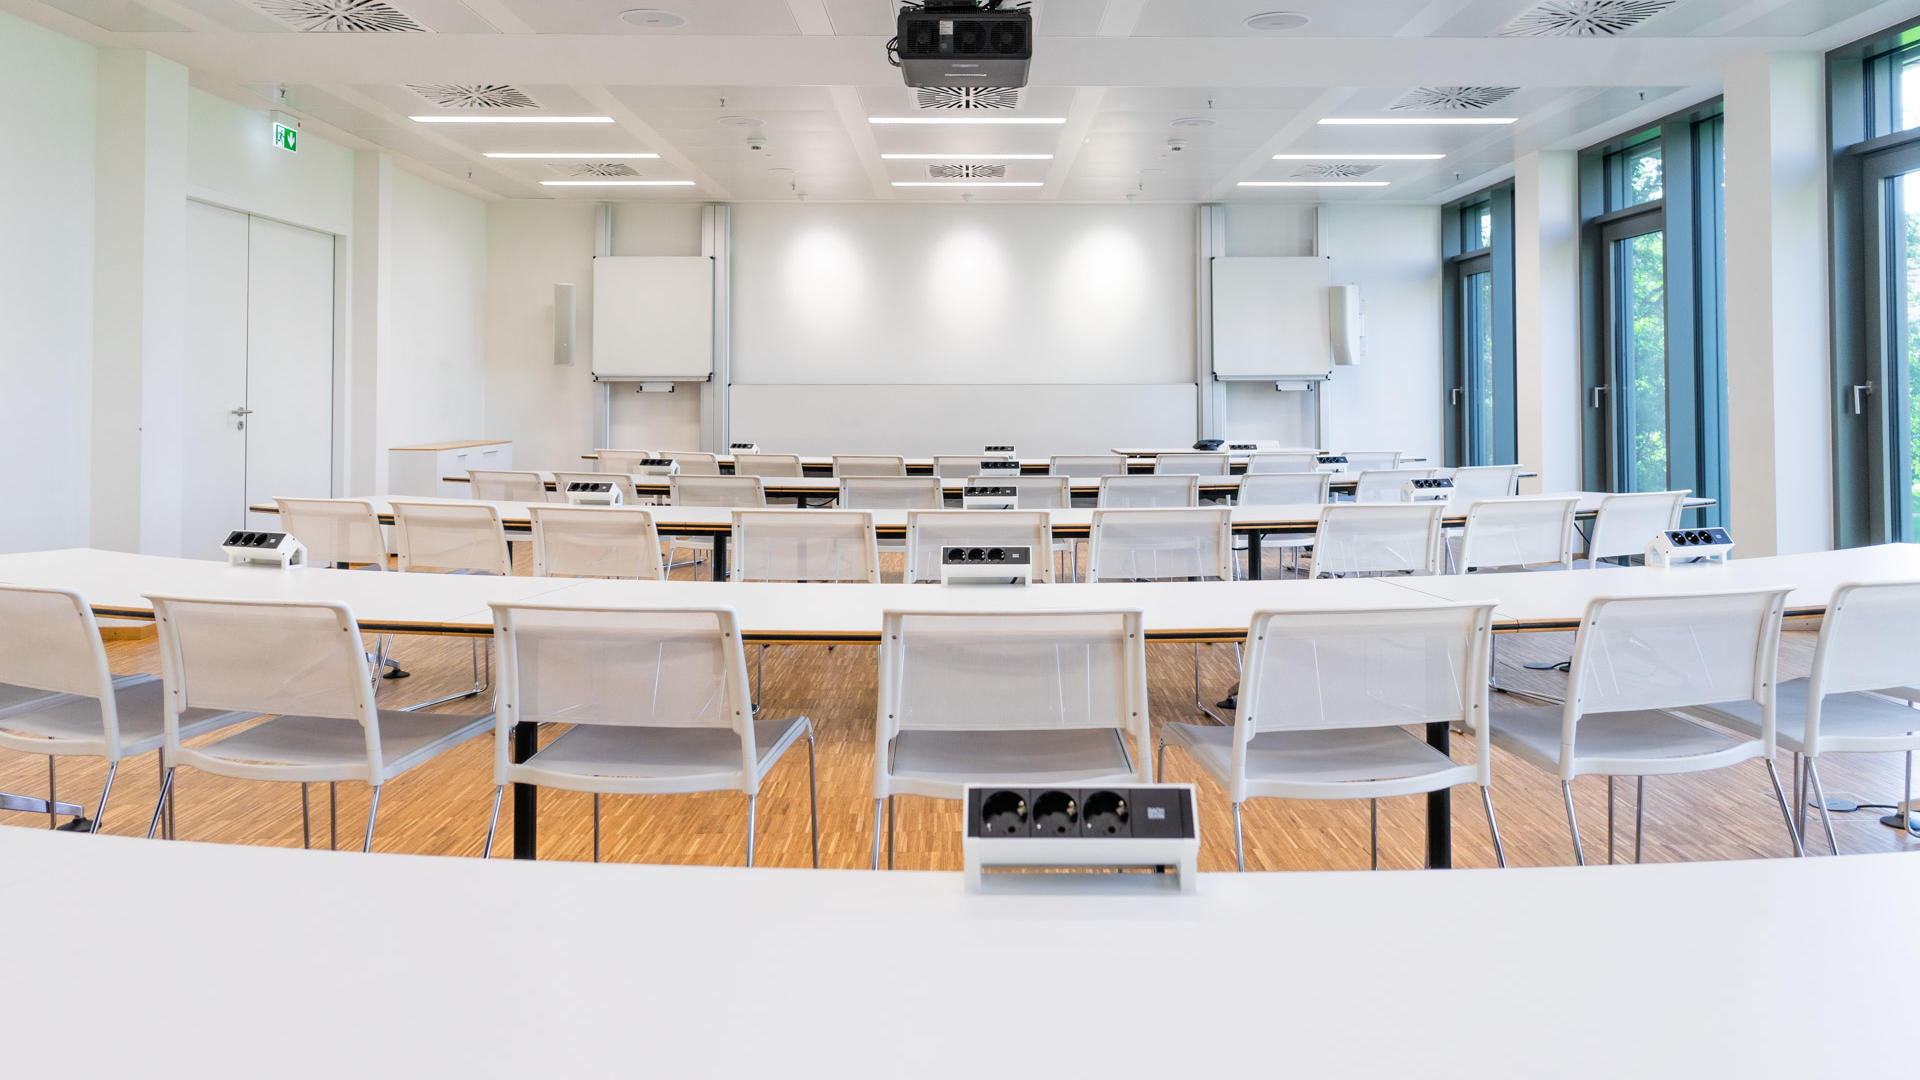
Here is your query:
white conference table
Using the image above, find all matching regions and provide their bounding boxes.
[3,824,1915,1077]
[478,467,1479,500]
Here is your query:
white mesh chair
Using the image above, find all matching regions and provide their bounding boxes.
[594,449,656,475]
[1161,604,1504,871]
[276,497,407,681]
[554,470,638,505]
[837,476,943,510]
[730,510,879,583]
[1582,490,1687,566]
[663,450,721,475]
[735,452,804,478]
[1454,496,1579,573]
[903,510,1055,584]
[1450,464,1522,501]
[469,469,552,504]
[1233,474,1331,577]
[1343,451,1404,472]
[528,505,665,580]
[1088,508,1232,583]
[1352,468,1438,503]
[483,604,817,866]
[871,609,1151,868]
[1310,504,1445,577]
[144,595,491,852]
[833,455,907,477]
[935,455,1006,479]
[1687,582,1920,855]
[1098,474,1198,508]
[1050,454,1126,478]
[1246,451,1320,474]
[1488,588,1803,865]
[667,474,766,573]
[1154,452,1232,476]
[389,500,510,708]
[0,586,249,835]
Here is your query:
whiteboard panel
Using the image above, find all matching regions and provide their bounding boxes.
[592,255,713,380]
[727,384,1198,458]
[1211,256,1332,379]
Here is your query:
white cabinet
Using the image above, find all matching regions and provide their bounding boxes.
[388,441,512,498]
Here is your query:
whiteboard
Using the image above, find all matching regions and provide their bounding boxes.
[591,256,713,380]
[1211,256,1332,380]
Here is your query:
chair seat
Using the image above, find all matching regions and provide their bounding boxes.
[1688,679,1920,755]
[1490,704,1756,777]
[181,707,491,783]
[513,716,810,795]
[885,728,1135,797]
[1164,723,1466,798]
[0,677,247,759]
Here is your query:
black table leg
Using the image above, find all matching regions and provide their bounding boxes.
[512,719,538,860]
[712,532,728,582]
[1246,530,1264,580]
[1426,720,1452,868]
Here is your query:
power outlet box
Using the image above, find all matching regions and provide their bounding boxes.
[962,783,1199,892]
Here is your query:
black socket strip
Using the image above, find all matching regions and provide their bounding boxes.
[967,786,1195,840]
[942,544,1032,565]
[1662,527,1733,548]
[1229,443,1258,451]
[730,443,756,450]
[1408,477,1455,490]
[979,459,1021,471]
[1317,455,1348,465]
[636,458,674,468]
[984,445,1015,454]
[962,485,1016,498]
[567,481,614,493]
[223,530,288,549]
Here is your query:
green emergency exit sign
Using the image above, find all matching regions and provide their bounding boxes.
[273,121,298,153]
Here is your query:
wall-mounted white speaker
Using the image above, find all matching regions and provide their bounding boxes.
[1328,284,1362,366]
[553,282,577,366]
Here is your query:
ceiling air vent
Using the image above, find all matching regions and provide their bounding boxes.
[253,0,426,32]
[407,84,538,109]
[1290,163,1380,179]
[1501,0,1678,38]
[916,86,1021,111]
[928,164,1007,179]
[1390,86,1517,111]
[555,163,642,178]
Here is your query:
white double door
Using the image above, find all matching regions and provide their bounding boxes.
[182,201,335,557]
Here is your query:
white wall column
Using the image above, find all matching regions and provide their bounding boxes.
[1723,51,1834,555]
[350,150,391,494]
[89,49,187,554]
[1512,150,1581,496]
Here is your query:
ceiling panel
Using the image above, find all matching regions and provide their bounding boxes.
[501,0,804,35]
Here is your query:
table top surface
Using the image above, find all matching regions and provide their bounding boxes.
[1,823,1913,1077]
[454,470,1528,493]
[389,439,511,452]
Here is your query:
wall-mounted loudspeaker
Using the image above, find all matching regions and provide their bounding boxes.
[1329,284,1362,366]
[553,282,577,366]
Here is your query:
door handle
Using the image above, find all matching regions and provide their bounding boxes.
[1450,387,1464,406]
[1590,385,1608,409]
[1851,381,1875,416]
[229,407,253,417]
[230,405,252,430]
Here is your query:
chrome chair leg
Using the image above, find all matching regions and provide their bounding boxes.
[1233,801,1246,871]
[1905,750,1917,841]
[1794,752,1809,838]
[89,760,118,835]
[805,729,820,869]
[147,766,175,840]
[483,785,505,859]
[1482,786,1507,868]
[361,785,382,853]
[886,794,896,870]
[869,797,884,869]
[329,781,338,851]
[1764,758,1806,857]
[301,782,311,850]
[592,793,602,863]
[46,757,57,829]
[1806,759,1840,856]
[401,639,493,712]
[1156,739,1166,780]
[1370,798,1379,870]
[1561,781,1585,866]
[745,793,757,868]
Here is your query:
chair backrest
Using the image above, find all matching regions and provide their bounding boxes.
[838,476,944,510]
[1343,451,1404,472]
[734,452,804,478]
[1311,504,1445,576]
[903,510,1055,584]
[469,469,550,504]
[1802,581,1920,754]
[1450,464,1522,501]
[1153,452,1232,476]
[1236,604,1496,797]
[0,585,122,756]
[671,474,766,508]
[148,595,379,764]
[971,474,1071,509]
[275,497,387,568]
[1088,507,1232,582]
[491,604,757,783]
[1097,474,1198,508]
[662,450,721,475]
[1586,490,1687,562]
[876,610,1150,782]
[1455,496,1579,573]
[553,470,638,504]
[935,455,1006,478]
[832,455,907,477]
[1237,472,1331,506]
[730,510,879,583]
[1561,589,1790,769]
[389,500,513,574]
[1245,451,1320,474]
[1353,468,1438,503]
[594,449,656,475]
[1050,454,1126,478]
[528,505,664,579]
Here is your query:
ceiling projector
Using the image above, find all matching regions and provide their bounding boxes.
[894,1,1033,89]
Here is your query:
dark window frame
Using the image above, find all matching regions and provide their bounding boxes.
[1441,185,1515,468]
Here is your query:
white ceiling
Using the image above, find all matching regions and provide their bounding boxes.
[10,0,1920,203]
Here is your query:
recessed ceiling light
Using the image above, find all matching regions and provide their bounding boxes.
[618,9,686,28]
[1245,11,1311,31]
[1171,117,1217,128]
[1273,153,1444,160]
[485,152,661,159]
[412,115,614,124]
[891,181,1044,187]
[869,116,1067,125]
[717,115,763,127]
[880,153,1054,160]
[541,180,696,187]
[1318,117,1516,126]
[1239,180,1390,187]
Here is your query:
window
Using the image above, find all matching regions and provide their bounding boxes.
[1610,142,1665,209]
[1441,187,1514,468]
[1461,199,1493,253]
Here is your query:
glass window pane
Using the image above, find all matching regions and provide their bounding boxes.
[1903,173,1920,538]
[1902,50,1920,134]
[1466,271,1495,465]
[1616,230,1668,491]
[1615,144,1664,208]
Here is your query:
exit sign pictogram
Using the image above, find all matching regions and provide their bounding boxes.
[273,121,298,153]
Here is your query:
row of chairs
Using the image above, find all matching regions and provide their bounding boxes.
[593,449,1422,479]
[5,580,1915,867]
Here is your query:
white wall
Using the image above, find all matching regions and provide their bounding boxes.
[1316,204,1444,460]
[187,89,353,237]
[1513,151,1583,495]
[1219,204,1320,446]
[383,168,487,450]
[0,12,95,552]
